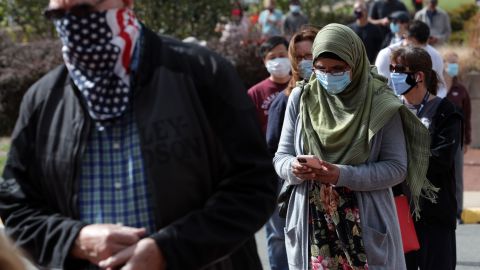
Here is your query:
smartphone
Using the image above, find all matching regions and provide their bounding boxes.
[296,155,323,169]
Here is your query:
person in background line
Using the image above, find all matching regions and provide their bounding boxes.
[282,0,309,41]
[265,26,318,270]
[259,0,283,40]
[444,51,472,222]
[0,0,277,269]
[218,4,249,44]
[381,10,410,49]
[390,46,461,270]
[248,36,290,135]
[414,0,451,46]
[375,20,447,97]
[412,0,423,11]
[348,0,383,64]
[274,23,436,270]
[368,0,408,38]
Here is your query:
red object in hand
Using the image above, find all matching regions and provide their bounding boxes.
[394,195,420,253]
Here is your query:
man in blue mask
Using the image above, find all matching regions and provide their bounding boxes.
[381,10,410,48]
[368,0,408,39]
[0,0,277,269]
[282,0,309,40]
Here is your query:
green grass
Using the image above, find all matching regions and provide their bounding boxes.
[0,138,10,176]
[403,0,474,12]
[0,156,6,175]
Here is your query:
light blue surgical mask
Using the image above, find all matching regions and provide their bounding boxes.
[315,70,351,95]
[298,59,313,80]
[390,72,415,96]
[290,5,301,13]
[446,63,459,77]
[390,22,400,34]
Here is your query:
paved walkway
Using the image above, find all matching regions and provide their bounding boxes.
[257,148,480,270]
[464,148,480,192]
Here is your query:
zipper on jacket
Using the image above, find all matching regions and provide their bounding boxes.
[69,93,91,219]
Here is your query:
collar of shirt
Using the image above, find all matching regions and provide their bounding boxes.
[130,25,143,76]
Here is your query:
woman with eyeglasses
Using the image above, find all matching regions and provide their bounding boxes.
[390,46,462,270]
[273,23,436,270]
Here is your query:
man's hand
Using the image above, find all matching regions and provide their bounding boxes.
[98,237,166,270]
[380,17,390,26]
[70,224,146,265]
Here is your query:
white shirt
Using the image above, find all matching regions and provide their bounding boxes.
[375,41,447,98]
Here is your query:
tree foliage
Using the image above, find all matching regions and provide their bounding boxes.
[0,0,355,41]
[0,0,231,40]
[0,0,53,40]
[135,0,231,40]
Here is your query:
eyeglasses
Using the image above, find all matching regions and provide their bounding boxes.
[43,0,104,20]
[295,53,313,62]
[389,64,413,74]
[314,68,350,76]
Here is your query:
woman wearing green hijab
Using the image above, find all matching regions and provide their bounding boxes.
[273,23,436,270]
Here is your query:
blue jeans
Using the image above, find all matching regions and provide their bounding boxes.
[265,181,288,270]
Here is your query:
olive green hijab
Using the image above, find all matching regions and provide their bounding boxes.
[300,23,437,217]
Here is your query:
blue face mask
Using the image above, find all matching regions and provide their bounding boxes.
[390,22,400,34]
[298,59,313,80]
[446,63,459,77]
[315,70,351,95]
[390,72,416,95]
[290,5,301,13]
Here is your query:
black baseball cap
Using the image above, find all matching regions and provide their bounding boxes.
[389,11,410,23]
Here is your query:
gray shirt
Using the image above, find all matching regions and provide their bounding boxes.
[282,12,309,39]
[273,86,408,270]
[414,7,452,45]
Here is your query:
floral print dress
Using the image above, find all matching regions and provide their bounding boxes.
[309,182,368,270]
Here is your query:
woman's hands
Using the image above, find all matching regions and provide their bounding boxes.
[291,157,340,185]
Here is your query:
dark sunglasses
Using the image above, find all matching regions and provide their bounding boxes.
[389,64,413,74]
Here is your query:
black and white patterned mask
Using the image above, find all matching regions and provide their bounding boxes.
[54,8,140,121]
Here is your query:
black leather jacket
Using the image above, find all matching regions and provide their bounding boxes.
[421,98,463,229]
[0,28,276,270]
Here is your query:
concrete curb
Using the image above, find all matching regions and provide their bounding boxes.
[462,191,480,224]
[462,208,480,224]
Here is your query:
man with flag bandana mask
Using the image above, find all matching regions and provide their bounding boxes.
[0,0,277,269]
[51,0,140,121]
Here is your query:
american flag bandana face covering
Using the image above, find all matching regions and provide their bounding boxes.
[54,8,140,121]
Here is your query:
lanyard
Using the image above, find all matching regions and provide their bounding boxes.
[402,92,430,117]
[416,92,430,117]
